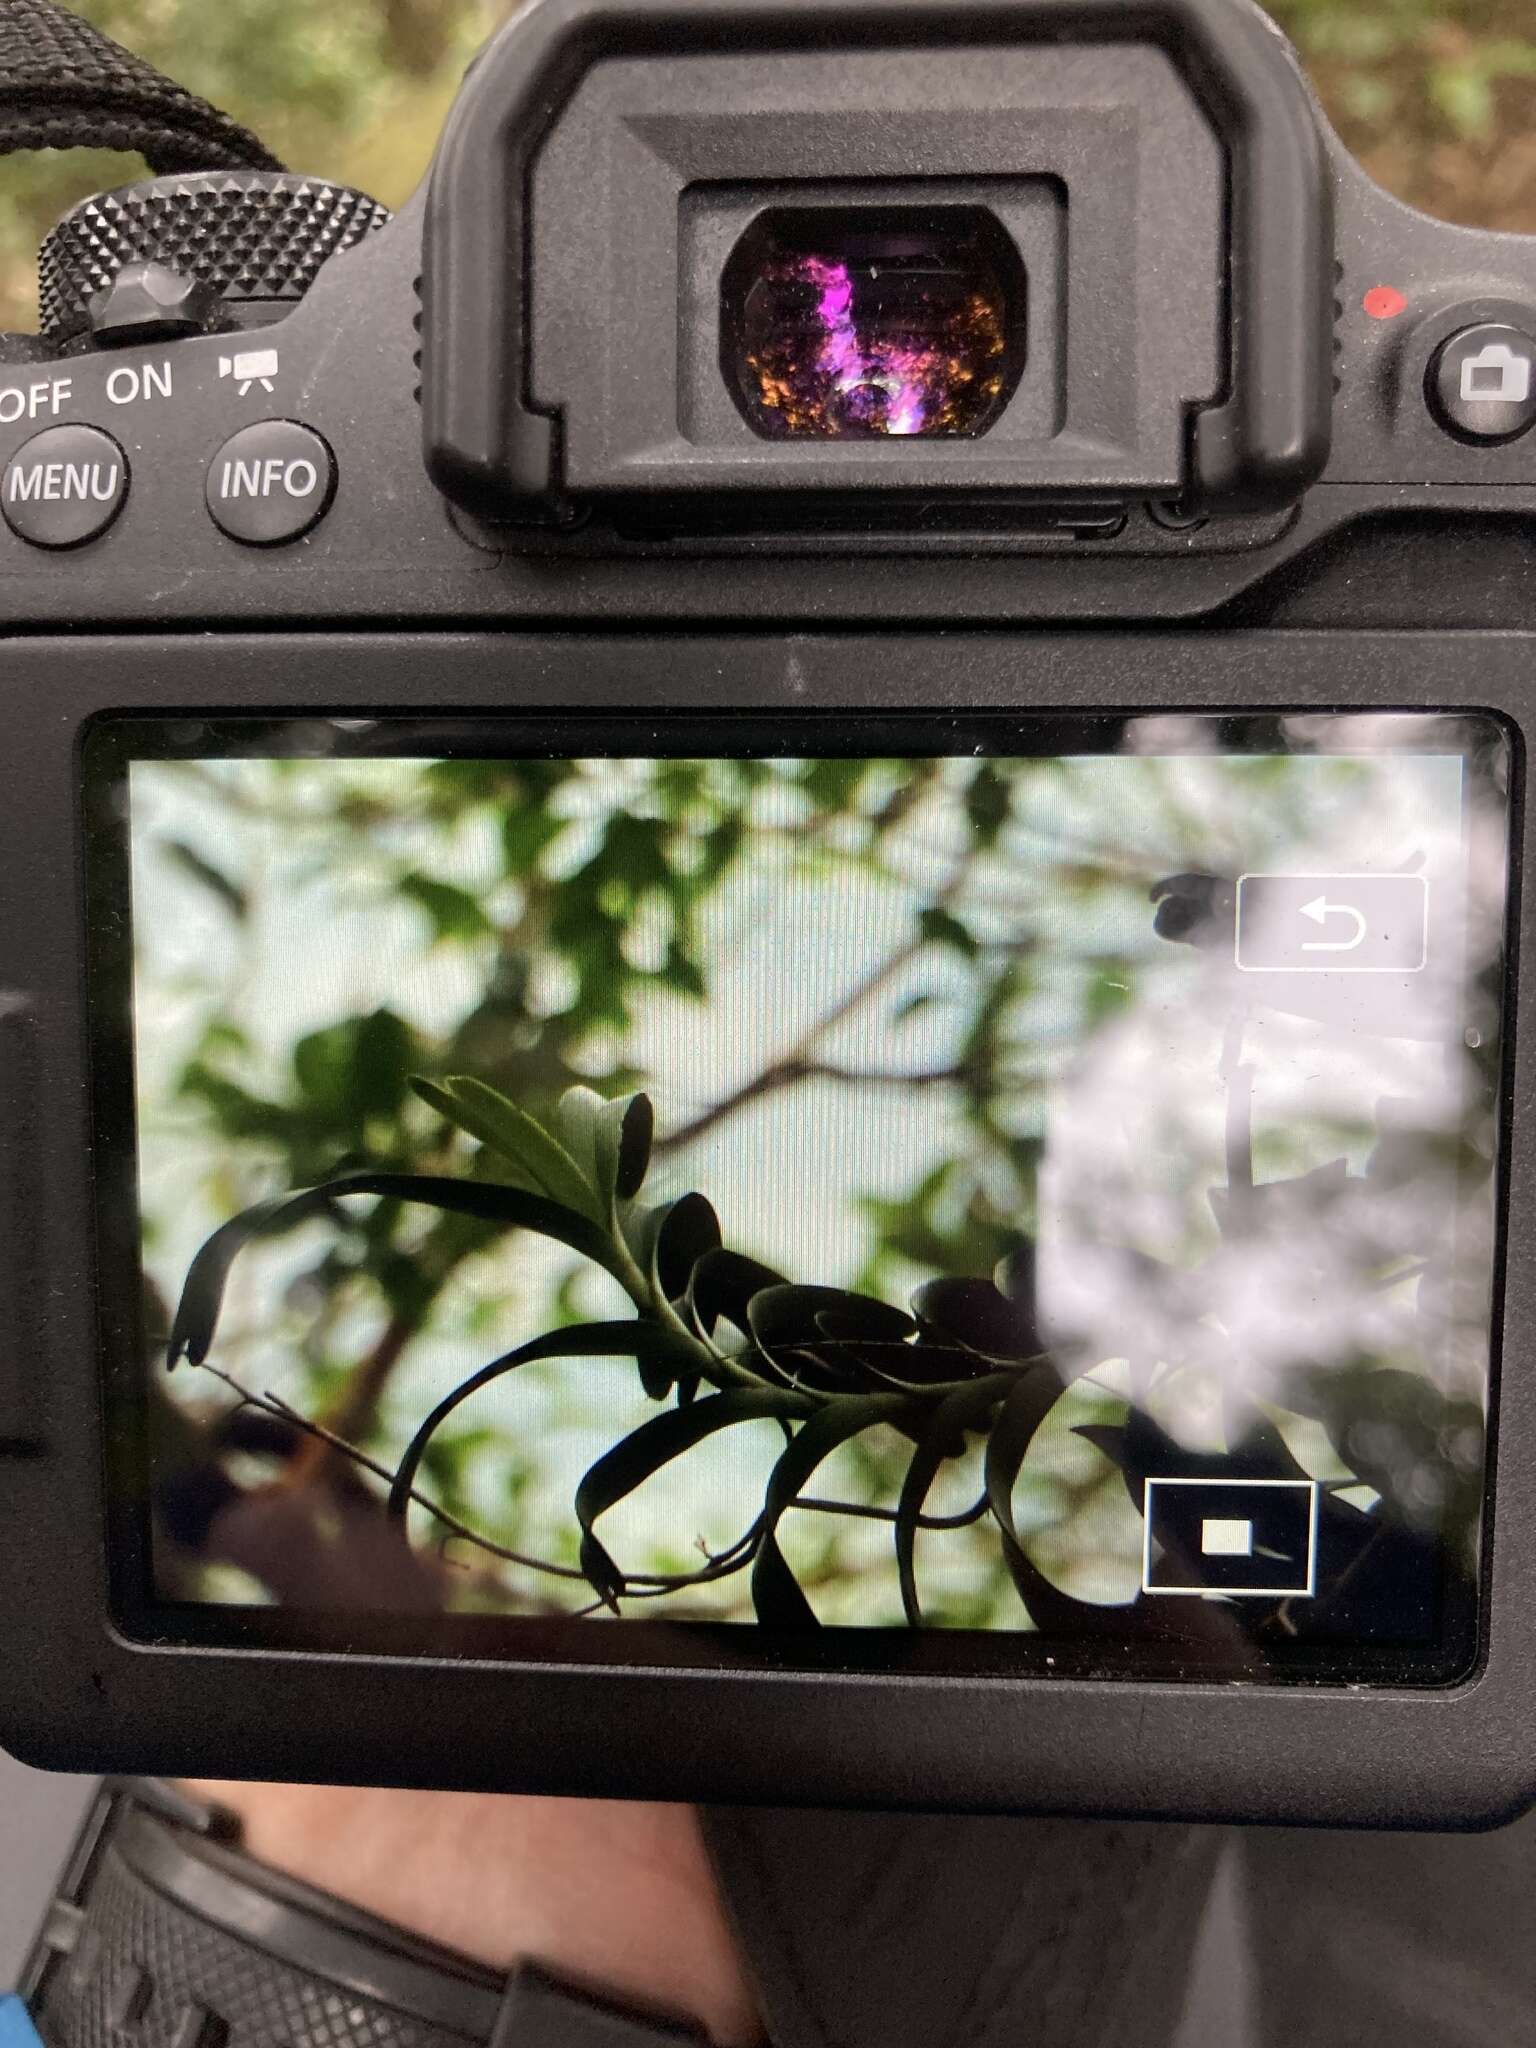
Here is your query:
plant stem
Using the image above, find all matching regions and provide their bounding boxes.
[199,1364,590,1581]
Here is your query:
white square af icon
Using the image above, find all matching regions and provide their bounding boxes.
[1142,1478,1320,1599]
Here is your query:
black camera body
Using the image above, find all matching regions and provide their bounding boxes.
[1,0,1534,1829]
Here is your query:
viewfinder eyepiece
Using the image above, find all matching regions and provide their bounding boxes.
[723,208,1025,440]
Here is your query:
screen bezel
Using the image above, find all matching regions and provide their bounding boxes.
[4,627,1536,1827]
[82,707,1513,1691]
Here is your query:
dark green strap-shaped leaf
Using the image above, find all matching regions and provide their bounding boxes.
[556,1086,649,1211]
[636,1357,673,1403]
[575,1390,815,1609]
[686,1248,789,1340]
[1072,1423,1140,1512]
[752,1396,913,1628]
[411,1077,600,1222]
[168,1171,625,1369]
[984,1370,1088,1629]
[651,1191,723,1308]
[386,1320,702,1520]
[895,1379,1008,1625]
[410,1078,544,1199]
[984,1370,1065,1547]
[615,1094,655,1199]
[633,1193,724,1396]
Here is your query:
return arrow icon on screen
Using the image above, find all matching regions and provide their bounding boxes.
[1299,895,1368,953]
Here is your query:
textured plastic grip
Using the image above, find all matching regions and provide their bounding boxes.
[0,994,41,1452]
[421,0,1332,519]
[36,1842,478,2048]
[27,1799,705,2048]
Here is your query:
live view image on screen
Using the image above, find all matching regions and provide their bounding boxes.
[94,714,1509,1679]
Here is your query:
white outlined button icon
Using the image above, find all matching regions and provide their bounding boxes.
[1429,322,1536,443]
[1460,341,1532,405]
[1235,874,1428,975]
[1143,1478,1319,1598]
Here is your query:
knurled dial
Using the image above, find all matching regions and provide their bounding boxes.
[39,170,392,344]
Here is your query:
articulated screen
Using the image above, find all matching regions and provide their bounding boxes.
[85,713,1510,1684]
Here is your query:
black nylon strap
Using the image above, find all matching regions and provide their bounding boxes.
[702,1807,1222,2048]
[0,0,281,172]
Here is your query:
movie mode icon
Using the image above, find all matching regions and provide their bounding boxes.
[1234,873,1428,975]
[218,347,280,396]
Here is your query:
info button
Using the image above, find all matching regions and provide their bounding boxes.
[207,419,336,546]
[1235,873,1428,975]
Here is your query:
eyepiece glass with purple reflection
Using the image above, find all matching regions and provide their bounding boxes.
[722,207,1026,440]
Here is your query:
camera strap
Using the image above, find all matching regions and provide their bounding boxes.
[702,1806,1221,2048]
[0,0,280,172]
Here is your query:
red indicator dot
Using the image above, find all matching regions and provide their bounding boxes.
[1364,286,1408,321]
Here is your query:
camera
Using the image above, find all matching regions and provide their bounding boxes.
[0,0,1532,1830]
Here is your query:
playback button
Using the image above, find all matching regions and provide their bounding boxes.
[206,419,336,546]
[2,424,128,549]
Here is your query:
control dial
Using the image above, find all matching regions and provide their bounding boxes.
[39,170,391,346]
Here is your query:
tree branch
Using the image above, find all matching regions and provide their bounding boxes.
[199,1363,770,1600]
[198,1364,590,1582]
[658,1055,980,1154]
[657,830,987,1157]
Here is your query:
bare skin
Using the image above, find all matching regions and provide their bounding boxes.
[185,1783,764,2047]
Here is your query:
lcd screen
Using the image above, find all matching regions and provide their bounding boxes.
[84,713,1511,1684]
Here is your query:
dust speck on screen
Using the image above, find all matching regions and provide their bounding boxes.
[92,712,1509,1686]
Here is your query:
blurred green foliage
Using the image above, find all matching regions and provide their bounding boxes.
[1,4,1535,329]
[0,0,504,328]
[1276,0,1535,140]
[1271,1,1536,229]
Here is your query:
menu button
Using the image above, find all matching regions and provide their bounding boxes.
[2,424,128,548]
